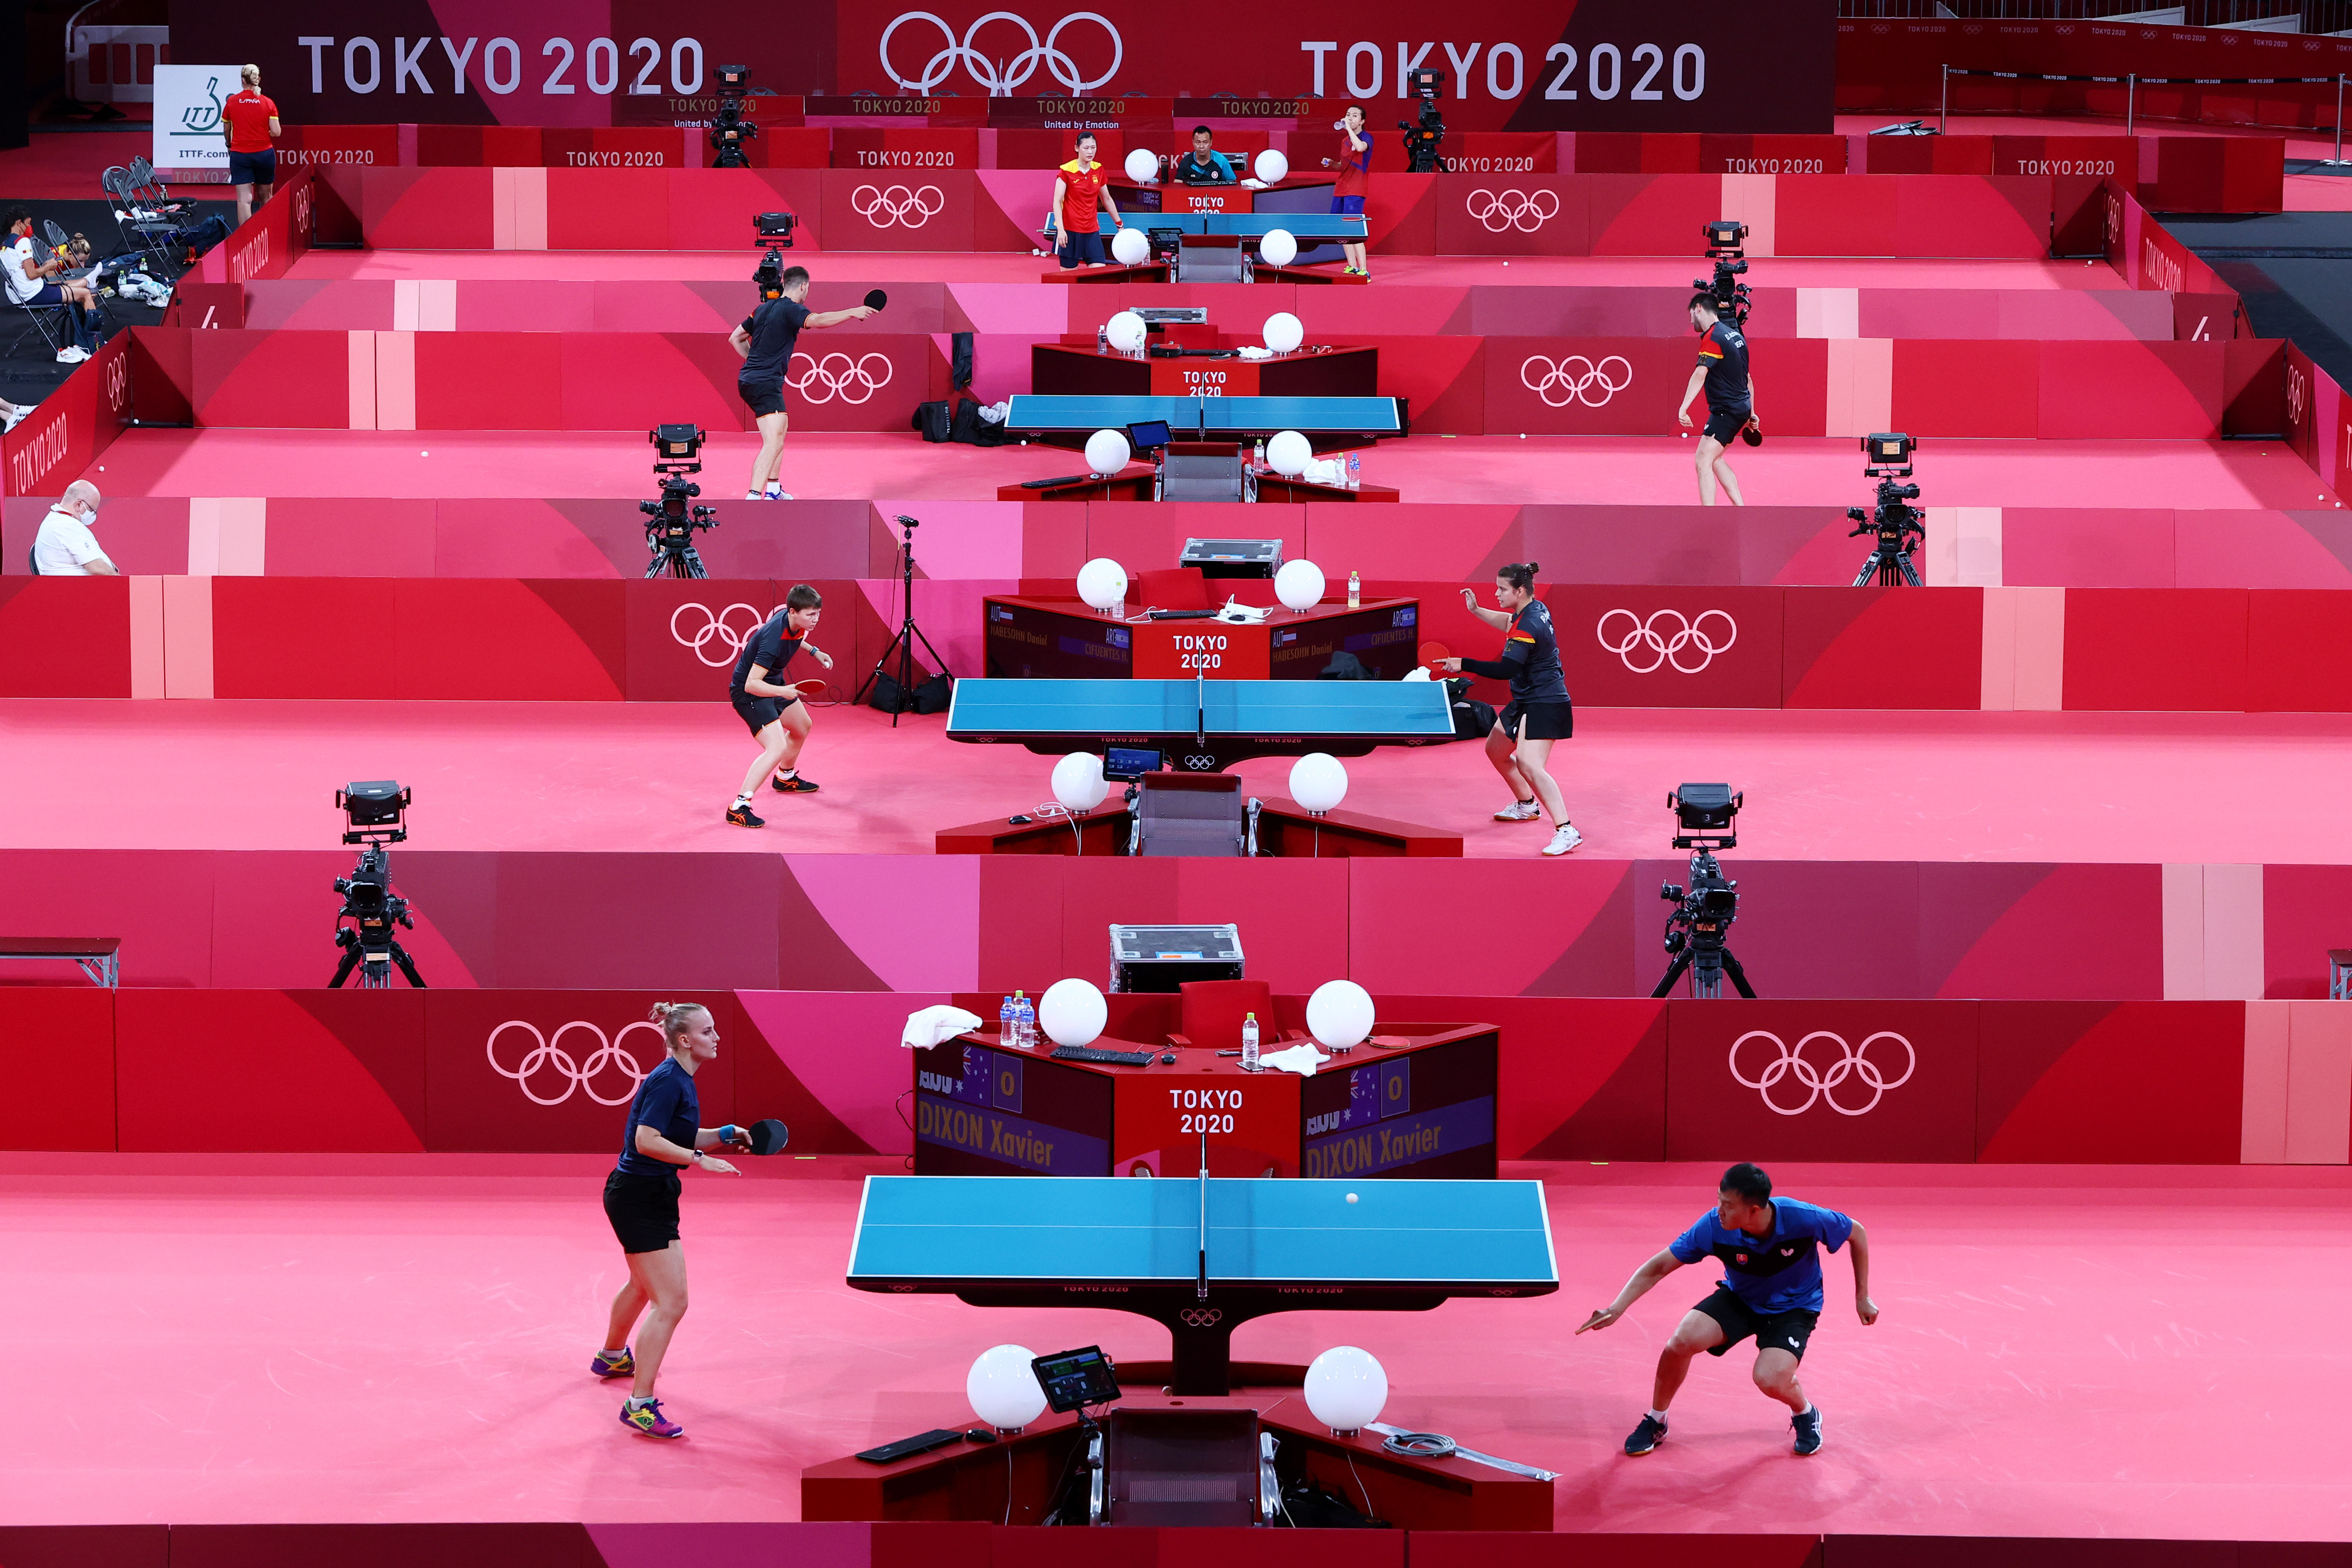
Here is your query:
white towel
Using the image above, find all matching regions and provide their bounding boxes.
[903,1004,985,1050]
[1256,1043,1329,1077]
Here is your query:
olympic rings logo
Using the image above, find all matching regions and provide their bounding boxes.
[1730,1030,1916,1117]
[851,183,947,229]
[878,12,1122,95]
[1520,354,1632,408]
[671,602,778,667]
[487,1020,659,1107]
[1466,189,1560,233]
[1597,609,1737,674]
[1179,1308,1224,1327]
[787,351,895,405]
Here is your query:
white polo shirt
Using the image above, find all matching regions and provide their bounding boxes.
[32,505,110,575]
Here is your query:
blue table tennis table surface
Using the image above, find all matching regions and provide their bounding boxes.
[1005,395,1403,435]
[946,677,1454,740]
[1050,214,1366,239]
[848,1176,1558,1286]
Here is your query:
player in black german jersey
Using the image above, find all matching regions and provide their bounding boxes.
[724,584,833,827]
[1676,293,1758,505]
[1433,561,1581,856]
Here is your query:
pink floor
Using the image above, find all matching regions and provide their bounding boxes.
[83,428,2334,510]
[3,1153,2346,1537]
[5,698,2346,865]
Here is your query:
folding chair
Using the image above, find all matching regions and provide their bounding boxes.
[102,166,183,280]
[6,292,76,358]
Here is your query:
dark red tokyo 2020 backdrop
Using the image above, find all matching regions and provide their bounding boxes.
[172,0,1832,133]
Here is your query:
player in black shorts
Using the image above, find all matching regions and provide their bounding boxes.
[1433,561,1581,857]
[726,584,834,827]
[1676,294,1759,506]
[729,264,877,502]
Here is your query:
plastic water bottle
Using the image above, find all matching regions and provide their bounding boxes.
[1014,991,1036,1049]
[1241,1013,1260,1071]
[1000,993,1017,1043]
[1096,324,1109,356]
[1346,452,1362,490]
[1348,570,1361,609]
[1253,439,1266,470]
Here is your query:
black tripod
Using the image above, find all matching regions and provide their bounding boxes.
[327,845,427,989]
[854,513,950,726]
[1651,849,1755,999]
[1849,515,1923,586]
[645,530,710,579]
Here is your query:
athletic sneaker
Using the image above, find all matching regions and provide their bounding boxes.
[589,1347,634,1380]
[55,345,88,364]
[1542,824,1584,856]
[1791,1406,1823,1456]
[1494,799,1542,822]
[1623,1414,1667,1456]
[770,772,819,794]
[726,801,766,827]
[0,405,23,433]
[620,1398,683,1439]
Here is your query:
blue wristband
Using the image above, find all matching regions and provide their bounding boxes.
[720,1124,740,1144]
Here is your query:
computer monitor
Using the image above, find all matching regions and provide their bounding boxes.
[1105,745,1164,780]
[1032,1345,1123,1413]
[1127,420,1173,454]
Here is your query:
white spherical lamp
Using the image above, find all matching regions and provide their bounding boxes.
[1306,980,1375,1050]
[1289,752,1348,814]
[1084,429,1132,477]
[1265,429,1312,477]
[1106,311,1147,354]
[1109,226,1150,266]
[1262,311,1304,355]
[1050,750,1109,813]
[1304,1346,1387,1435]
[1124,147,1158,182]
[1274,557,1326,611]
[967,1344,1048,1433]
[1258,229,1298,269]
[1039,978,1109,1047]
[1075,556,1128,612]
[1254,148,1289,184]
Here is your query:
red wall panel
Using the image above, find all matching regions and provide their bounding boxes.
[1587,174,1721,254]
[2063,588,2248,712]
[191,329,349,429]
[212,578,397,698]
[2039,341,2223,441]
[1552,585,1785,709]
[413,332,562,431]
[1430,178,1590,257]
[1892,340,2039,436]
[1891,176,2049,258]
[663,169,824,251]
[358,169,496,248]
[1483,337,1700,437]
[0,988,115,1149]
[556,334,747,433]
[0,578,129,697]
[114,990,425,1152]
[392,580,626,701]
[2246,591,2352,712]
[820,169,976,251]
[1975,1001,2243,1162]
[1781,587,1981,709]
[545,166,673,247]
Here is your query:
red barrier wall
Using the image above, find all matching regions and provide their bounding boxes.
[1,330,131,498]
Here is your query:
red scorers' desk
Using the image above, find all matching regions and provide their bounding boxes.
[933,796,1463,858]
[910,1026,1498,1179]
[1032,343,1378,401]
[982,595,1419,680]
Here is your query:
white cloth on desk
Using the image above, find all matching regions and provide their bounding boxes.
[902,1004,984,1050]
[1255,1043,1329,1077]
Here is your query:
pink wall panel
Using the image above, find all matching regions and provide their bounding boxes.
[2175,511,2352,591]
[265,499,438,577]
[1084,503,1304,583]
[1351,859,1635,998]
[2001,508,2176,591]
[1921,863,2163,1001]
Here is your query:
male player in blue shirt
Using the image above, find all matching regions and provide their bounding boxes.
[1577,1163,1875,1457]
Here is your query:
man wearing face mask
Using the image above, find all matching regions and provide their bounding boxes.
[31,481,114,575]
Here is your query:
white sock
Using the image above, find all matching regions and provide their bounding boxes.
[744,491,763,501]
[1645,1409,1667,1423]
[1797,1403,1813,1417]
[763,482,783,497]
[733,793,751,807]
[627,1394,652,1409]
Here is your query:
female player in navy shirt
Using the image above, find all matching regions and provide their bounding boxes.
[1433,561,1580,856]
[593,1001,751,1438]
[1577,1163,1876,1457]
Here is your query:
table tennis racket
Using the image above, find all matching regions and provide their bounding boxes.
[1740,418,1762,447]
[791,678,830,698]
[747,1118,790,1155]
[864,288,888,312]
[1418,640,1451,673]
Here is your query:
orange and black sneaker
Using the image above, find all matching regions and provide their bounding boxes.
[771,771,819,794]
[726,800,765,827]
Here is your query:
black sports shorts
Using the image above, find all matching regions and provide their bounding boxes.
[229,149,276,187]
[603,1168,682,1255]
[1695,1285,1819,1361]
[1703,404,1754,444]
[733,692,800,736]
[737,380,786,418]
[1497,699,1573,741]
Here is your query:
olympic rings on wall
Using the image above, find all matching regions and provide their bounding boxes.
[1466,189,1561,233]
[1519,354,1632,408]
[487,1020,660,1107]
[1729,1030,1917,1116]
[787,351,895,405]
[670,602,777,667]
[1595,608,1738,673]
[878,12,1123,95]
[850,183,947,229]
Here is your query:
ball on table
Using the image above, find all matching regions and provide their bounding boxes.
[1262,311,1304,355]
[1105,310,1147,353]
[1345,1192,1358,1204]
[1265,429,1312,476]
[1254,149,1289,184]
[1258,228,1298,269]
[1124,147,1158,182]
[1109,226,1150,266]
[1083,428,1132,477]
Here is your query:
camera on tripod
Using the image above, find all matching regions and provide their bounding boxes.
[1652,784,1755,1000]
[330,781,425,989]
[641,424,720,580]
[1396,68,1447,174]
[752,211,799,306]
[709,64,761,168]
[1845,432,1924,588]
[1694,220,1753,328]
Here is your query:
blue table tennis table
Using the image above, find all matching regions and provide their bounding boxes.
[946,675,1454,771]
[1048,213,1367,241]
[1005,394,1403,443]
[848,1174,1557,1394]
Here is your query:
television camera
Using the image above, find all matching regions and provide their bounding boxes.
[329,781,426,989]
[1651,784,1755,1000]
[1397,68,1447,174]
[1694,220,1752,328]
[642,424,720,579]
[1846,432,1923,588]
[709,64,760,168]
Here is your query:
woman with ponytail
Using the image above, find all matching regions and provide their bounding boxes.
[1436,561,1581,856]
[593,1000,750,1438]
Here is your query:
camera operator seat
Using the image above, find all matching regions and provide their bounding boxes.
[1128,772,1254,857]
[1175,236,1248,283]
[1158,443,1246,503]
[1094,1407,1270,1526]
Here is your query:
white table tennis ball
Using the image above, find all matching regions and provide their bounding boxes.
[1345,1192,1358,1204]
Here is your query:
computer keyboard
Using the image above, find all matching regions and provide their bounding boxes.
[1050,1044,1158,1066]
